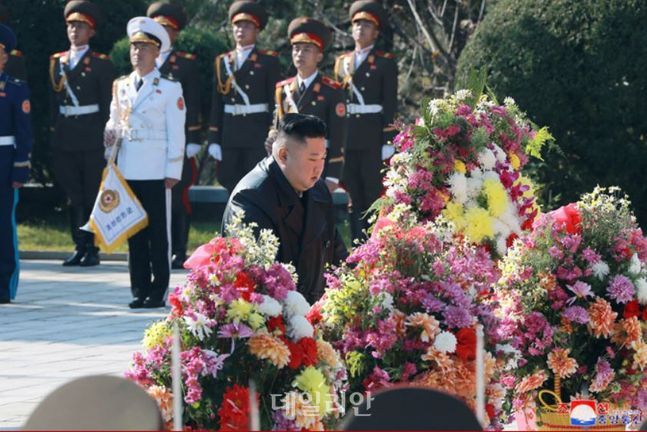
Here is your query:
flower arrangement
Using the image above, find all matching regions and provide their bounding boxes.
[314,217,514,428]
[496,187,647,419]
[376,90,551,256]
[126,210,347,430]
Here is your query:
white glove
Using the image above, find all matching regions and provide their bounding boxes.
[104,147,112,161]
[186,143,201,158]
[381,144,395,160]
[208,143,222,161]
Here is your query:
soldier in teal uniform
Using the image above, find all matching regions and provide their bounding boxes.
[0,24,33,304]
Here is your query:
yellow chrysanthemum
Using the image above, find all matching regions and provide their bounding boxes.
[247,312,265,330]
[293,366,331,416]
[483,178,508,217]
[508,152,521,170]
[443,201,466,230]
[227,299,255,323]
[248,333,290,369]
[143,321,172,350]
[463,207,494,242]
[454,160,467,174]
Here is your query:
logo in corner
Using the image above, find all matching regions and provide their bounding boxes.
[570,400,597,426]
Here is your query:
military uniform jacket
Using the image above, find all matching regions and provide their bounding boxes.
[222,157,348,303]
[275,73,347,179]
[105,69,186,180]
[6,50,27,82]
[0,72,32,184]
[49,49,116,151]
[208,47,281,149]
[158,49,202,145]
[334,48,397,151]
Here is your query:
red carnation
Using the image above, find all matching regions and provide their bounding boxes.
[234,271,256,301]
[299,337,318,367]
[549,203,581,235]
[168,292,183,318]
[623,300,640,319]
[267,316,286,336]
[456,327,477,362]
[306,303,323,325]
[218,384,253,431]
[285,338,304,370]
[485,403,496,420]
[642,307,647,321]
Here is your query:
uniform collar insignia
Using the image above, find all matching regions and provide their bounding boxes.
[250,53,257,62]
[313,82,320,93]
[153,77,160,86]
[368,55,375,64]
[170,54,176,63]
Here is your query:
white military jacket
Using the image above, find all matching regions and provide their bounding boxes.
[106,69,186,180]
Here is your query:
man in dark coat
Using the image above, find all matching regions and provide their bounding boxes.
[334,0,398,242]
[222,114,347,303]
[147,1,203,269]
[274,17,347,191]
[207,0,281,193]
[0,4,27,81]
[49,0,115,267]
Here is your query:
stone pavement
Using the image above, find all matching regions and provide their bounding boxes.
[0,260,186,429]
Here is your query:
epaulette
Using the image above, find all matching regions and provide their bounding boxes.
[8,76,26,86]
[321,76,342,89]
[91,52,110,60]
[276,77,295,88]
[50,51,67,59]
[176,51,197,60]
[258,49,278,57]
[116,75,129,81]
[10,49,23,57]
[375,50,395,59]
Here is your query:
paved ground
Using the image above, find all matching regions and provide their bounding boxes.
[0,260,186,429]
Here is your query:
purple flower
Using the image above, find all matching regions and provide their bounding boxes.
[421,294,445,313]
[218,322,253,339]
[443,305,473,328]
[548,246,564,259]
[582,248,601,264]
[566,281,593,305]
[607,275,635,304]
[563,306,589,324]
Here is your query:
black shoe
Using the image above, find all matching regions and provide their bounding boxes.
[143,298,166,308]
[62,250,85,266]
[171,255,185,270]
[129,298,146,309]
[0,298,10,304]
[80,250,100,267]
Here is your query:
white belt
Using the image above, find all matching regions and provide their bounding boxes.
[347,103,383,114]
[59,104,100,117]
[122,129,168,142]
[0,136,16,146]
[224,103,269,116]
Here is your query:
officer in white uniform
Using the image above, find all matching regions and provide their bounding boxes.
[104,17,185,308]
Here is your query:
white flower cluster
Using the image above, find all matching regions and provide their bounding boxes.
[283,290,314,339]
[628,253,647,305]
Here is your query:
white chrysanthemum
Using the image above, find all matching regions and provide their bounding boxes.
[592,261,610,280]
[503,97,516,107]
[495,236,507,256]
[380,292,394,311]
[448,172,468,204]
[284,290,311,317]
[491,144,507,163]
[288,315,314,340]
[499,207,522,234]
[184,313,213,341]
[466,176,483,200]
[478,148,497,171]
[433,331,457,353]
[258,295,282,317]
[454,89,472,102]
[636,278,647,305]
[482,170,500,182]
[492,219,512,239]
[629,253,642,275]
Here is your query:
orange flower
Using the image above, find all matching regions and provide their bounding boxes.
[316,339,339,367]
[631,340,647,371]
[516,370,547,393]
[421,347,454,373]
[407,312,440,342]
[539,272,558,291]
[248,333,290,369]
[392,310,407,337]
[611,317,641,346]
[587,297,617,338]
[547,348,578,378]
[283,391,323,429]
[147,385,173,422]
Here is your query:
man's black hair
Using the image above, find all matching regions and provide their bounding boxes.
[278,113,327,143]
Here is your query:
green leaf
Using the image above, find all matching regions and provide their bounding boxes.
[526,126,554,160]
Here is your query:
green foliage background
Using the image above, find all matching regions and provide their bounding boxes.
[456,0,647,225]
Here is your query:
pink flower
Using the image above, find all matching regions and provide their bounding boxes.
[607,275,635,304]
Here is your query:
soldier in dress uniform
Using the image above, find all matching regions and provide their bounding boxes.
[0,4,27,81]
[147,1,202,269]
[334,0,397,242]
[49,0,115,267]
[104,17,185,308]
[207,0,281,194]
[275,17,347,192]
[0,24,32,304]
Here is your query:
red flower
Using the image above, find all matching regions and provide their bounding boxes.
[642,307,647,322]
[299,337,318,367]
[218,384,254,431]
[306,303,323,326]
[456,327,477,362]
[168,292,183,318]
[485,403,496,420]
[623,300,641,319]
[285,338,304,370]
[184,237,241,269]
[267,316,286,336]
[506,233,519,248]
[549,203,581,235]
[234,271,256,301]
